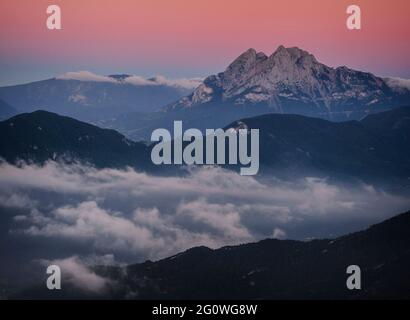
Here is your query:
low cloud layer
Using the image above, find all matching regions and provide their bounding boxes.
[1,161,410,266]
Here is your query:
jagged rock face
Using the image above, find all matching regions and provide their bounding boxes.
[170,46,410,120]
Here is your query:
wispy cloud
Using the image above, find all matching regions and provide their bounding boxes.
[56,71,117,83]
[39,255,114,293]
[1,161,409,264]
[56,71,202,89]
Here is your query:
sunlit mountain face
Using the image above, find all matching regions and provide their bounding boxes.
[95,46,410,141]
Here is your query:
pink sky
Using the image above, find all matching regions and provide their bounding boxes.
[0,0,409,85]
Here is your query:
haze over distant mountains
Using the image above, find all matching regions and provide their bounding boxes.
[0,98,17,120]
[2,106,410,185]
[0,72,201,121]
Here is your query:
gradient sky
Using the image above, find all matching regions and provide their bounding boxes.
[0,0,409,86]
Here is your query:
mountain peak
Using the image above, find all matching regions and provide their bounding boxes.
[242,48,257,57]
[270,45,317,63]
[168,45,410,122]
[225,46,318,74]
[226,48,257,72]
[274,44,287,53]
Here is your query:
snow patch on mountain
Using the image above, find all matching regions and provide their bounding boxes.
[243,92,271,103]
[69,94,88,104]
[191,84,214,104]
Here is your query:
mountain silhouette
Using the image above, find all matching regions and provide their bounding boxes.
[1,107,410,184]
[16,210,410,299]
[0,110,153,170]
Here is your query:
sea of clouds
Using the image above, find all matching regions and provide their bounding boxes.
[1,160,410,293]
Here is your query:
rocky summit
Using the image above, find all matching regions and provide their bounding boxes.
[169,46,410,121]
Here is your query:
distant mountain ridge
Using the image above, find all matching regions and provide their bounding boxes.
[0,72,201,122]
[225,106,410,182]
[104,46,410,141]
[0,110,153,171]
[1,47,409,141]
[1,107,410,185]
